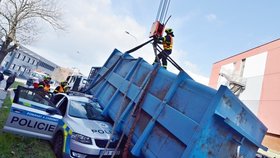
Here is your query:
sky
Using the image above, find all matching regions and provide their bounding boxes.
[26,0,280,85]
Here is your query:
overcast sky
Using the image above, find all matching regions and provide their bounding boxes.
[26,0,280,85]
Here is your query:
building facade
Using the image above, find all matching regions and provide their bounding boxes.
[52,67,76,82]
[1,45,59,79]
[209,39,280,153]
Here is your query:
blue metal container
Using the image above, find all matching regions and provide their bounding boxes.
[88,49,267,158]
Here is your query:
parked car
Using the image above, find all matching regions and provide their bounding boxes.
[3,69,13,76]
[26,78,34,87]
[4,86,121,158]
[26,71,48,87]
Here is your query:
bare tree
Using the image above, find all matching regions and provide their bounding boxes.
[0,0,64,64]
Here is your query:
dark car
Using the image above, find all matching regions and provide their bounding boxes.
[3,69,13,76]
[26,78,34,86]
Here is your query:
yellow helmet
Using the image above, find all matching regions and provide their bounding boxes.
[61,81,67,86]
[165,28,173,34]
[44,76,51,81]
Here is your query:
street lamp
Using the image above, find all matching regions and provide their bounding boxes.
[125,31,138,43]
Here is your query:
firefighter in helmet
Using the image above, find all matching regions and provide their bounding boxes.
[53,81,67,94]
[154,28,174,69]
[38,76,51,92]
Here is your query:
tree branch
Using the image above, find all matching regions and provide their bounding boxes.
[0,0,65,63]
[6,42,18,52]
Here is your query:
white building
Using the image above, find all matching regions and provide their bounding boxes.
[1,44,59,79]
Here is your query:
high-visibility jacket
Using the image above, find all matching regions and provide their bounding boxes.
[162,34,173,50]
[38,81,50,92]
[54,85,64,93]
[33,79,39,88]
[33,82,39,88]
[44,85,50,92]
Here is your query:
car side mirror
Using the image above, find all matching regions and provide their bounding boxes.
[46,108,60,115]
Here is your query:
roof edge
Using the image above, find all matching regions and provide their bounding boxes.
[214,38,280,64]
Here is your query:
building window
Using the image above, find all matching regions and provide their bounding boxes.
[27,57,31,63]
[32,59,35,65]
[10,64,15,69]
[14,65,19,70]
[20,67,26,72]
[16,53,21,59]
[22,55,26,61]
[38,61,55,71]
[4,62,9,67]
[18,66,21,71]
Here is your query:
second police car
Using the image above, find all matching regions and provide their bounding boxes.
[4,86,120,158]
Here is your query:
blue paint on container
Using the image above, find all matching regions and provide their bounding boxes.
[88,49,267,158]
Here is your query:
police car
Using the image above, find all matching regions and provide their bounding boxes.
[4,86,120,158]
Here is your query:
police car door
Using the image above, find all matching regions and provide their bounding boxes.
[4,86,62,140]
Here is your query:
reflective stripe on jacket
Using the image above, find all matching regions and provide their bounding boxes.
[54,85,64,93]
[44,85,50,92]
[38,81,50,92]
[163,35,173,50]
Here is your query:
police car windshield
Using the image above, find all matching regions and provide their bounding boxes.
[68,100,106,121]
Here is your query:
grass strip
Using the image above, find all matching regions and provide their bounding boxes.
[0,92,55,158]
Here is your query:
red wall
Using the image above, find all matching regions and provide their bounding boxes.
[209,39,280,135]
[258,46,280,135]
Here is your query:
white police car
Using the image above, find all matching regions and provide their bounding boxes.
[4,86,120,158]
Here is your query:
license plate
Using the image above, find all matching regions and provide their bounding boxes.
[100,150,120,156]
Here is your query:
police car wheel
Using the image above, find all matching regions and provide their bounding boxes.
[53,132,63,158]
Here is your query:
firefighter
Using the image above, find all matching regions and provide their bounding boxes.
[38,76,51,92]
[154,28,174,69]
[33,78,39,88]
[53,81,67,94]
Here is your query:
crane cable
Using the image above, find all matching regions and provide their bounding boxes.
[125,39,153,54]
[99,0,181,157]
[155,44,185,72]
[124,37,186,72]
[157,0,171,24]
